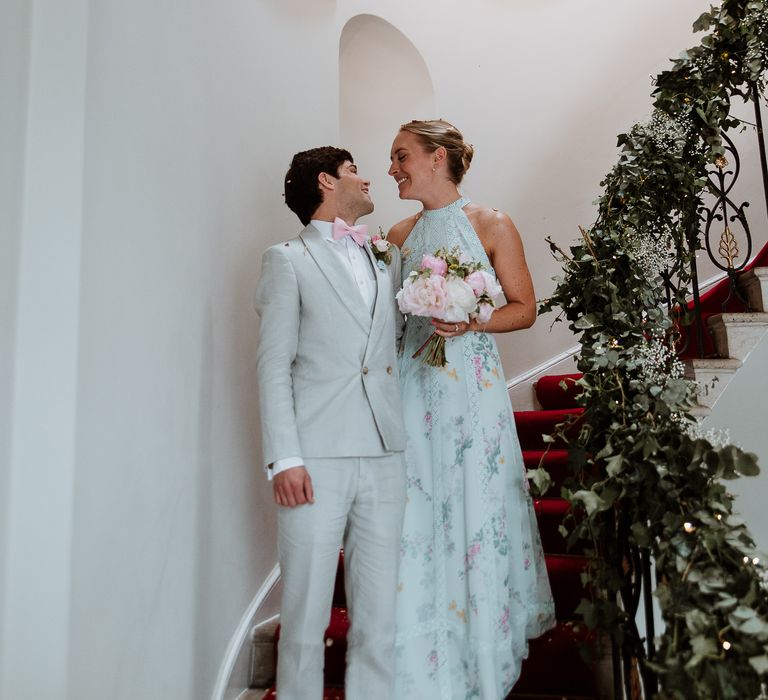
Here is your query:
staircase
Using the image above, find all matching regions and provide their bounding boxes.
[679,248,768,413]
[247,374,610,700]
[245,260,768,699]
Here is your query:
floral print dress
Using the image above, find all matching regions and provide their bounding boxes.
[393,197,555,700]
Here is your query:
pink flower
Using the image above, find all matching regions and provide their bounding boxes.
[466,270,501,298]
[420,254,448,277]
[473,356,483,383]
[396,273,447,317]
[465,270,487,296]
[476,302,494,324]
[372,237,390,253]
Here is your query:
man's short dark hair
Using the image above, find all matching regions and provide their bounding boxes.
[284,147,353,226]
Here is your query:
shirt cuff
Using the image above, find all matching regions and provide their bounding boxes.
[267,456,304,481]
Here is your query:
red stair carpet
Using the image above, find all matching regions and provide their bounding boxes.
[261,373,599,700]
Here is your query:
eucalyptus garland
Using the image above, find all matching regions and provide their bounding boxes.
[538,2,768,698]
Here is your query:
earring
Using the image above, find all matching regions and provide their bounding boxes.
[432,166,436,172]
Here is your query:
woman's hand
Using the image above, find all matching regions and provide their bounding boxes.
[431,318,473,338]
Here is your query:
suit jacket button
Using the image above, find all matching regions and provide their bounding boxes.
[362,367,369,375]
[386,366,393,374]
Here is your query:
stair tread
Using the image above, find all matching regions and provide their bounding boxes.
[684,357,742,369]
[708,311,768,324]
[535,373,583,410]
[513,622,599,696]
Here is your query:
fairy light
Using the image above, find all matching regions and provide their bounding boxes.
[744,556,751,564]
[684,522,696,533]
[723,641,732,651]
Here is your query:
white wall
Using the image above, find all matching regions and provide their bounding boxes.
[0,0,32,679]
[67,2,341,699]
[1,0,88,697]
[2,1,767,699]
[334,0,758,378]
[703,333,768,554]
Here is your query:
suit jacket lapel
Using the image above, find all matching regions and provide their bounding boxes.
[364,242,388,332]
[300,225,372,333]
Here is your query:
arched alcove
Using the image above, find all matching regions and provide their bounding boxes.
[340,14,434,227]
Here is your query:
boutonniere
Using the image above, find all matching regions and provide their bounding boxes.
[369,228,393,269]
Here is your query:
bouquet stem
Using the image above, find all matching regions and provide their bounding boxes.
[412,332,447,367]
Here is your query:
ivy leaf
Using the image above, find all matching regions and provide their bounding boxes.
[631,521,651,548]
[661,378,688,404]
[693,12,713,32]
[749,655,768,675]
[689,634,718,665]
[736,451,760,477]
[606,454,624,477]
[526,467,552,497]
[574,314,597,329]
[571,489,610,516]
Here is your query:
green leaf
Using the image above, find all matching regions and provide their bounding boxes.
[605,454,624,477]
[736,451,760,477]
[693,12,713,32]
[574,315,597,329]
[526,467,552,497]
[749,655,768,675]
[571,489,610,516]
[689,634,718,661]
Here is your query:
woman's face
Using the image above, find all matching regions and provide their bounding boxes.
[388,130,436,201]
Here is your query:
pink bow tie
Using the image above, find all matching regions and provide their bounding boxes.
[332,217,368,246]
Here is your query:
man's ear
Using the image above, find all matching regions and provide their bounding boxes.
[318,171,336,192]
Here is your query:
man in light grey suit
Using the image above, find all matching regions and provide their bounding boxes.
[254,146,406,700]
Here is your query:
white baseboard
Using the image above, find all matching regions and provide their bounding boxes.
[507,344,580,410]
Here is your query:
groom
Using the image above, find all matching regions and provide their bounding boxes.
[254,147,406,700]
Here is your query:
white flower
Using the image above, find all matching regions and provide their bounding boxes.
[441,277,477,323]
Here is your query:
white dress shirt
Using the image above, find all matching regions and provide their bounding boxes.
[268,219,376,480]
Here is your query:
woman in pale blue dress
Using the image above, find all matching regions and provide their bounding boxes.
[386,120,555,700]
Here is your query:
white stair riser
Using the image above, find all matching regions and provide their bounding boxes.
[684,358,742,411]
[707,313,768,361]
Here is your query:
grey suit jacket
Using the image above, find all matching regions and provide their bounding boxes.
[254,224,406,466]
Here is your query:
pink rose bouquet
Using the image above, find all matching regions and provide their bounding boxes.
[396,247,502,367]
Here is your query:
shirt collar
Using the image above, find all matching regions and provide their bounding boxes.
[310,219,335,242]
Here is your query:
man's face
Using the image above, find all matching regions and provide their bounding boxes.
[334,160,374,219]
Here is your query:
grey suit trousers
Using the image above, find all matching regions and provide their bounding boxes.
[276,453,406,700]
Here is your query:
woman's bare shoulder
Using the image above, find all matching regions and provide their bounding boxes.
[464,203,519,240]
[386,213,420,247]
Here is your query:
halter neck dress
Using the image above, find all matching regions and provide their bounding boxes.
[393,197,555,699]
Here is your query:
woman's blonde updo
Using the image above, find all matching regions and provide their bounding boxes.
[400,119,474,184]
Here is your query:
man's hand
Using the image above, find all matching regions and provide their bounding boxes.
[273,466,315,507]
